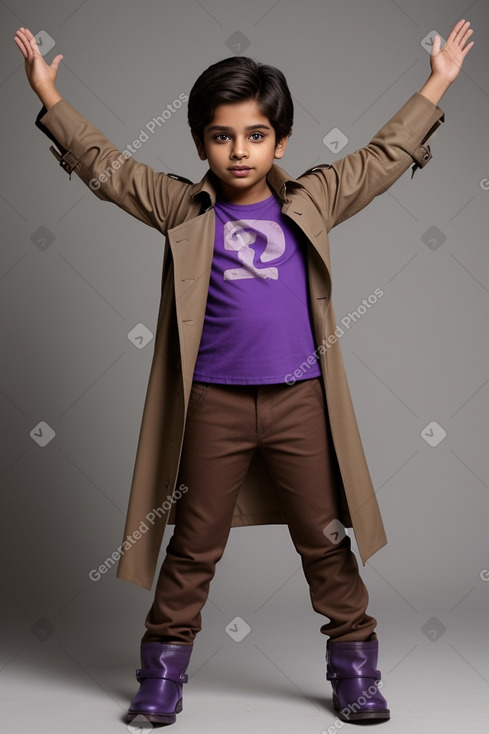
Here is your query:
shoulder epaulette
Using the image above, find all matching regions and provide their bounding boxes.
[299,163,332,178]
[166,172,194,185]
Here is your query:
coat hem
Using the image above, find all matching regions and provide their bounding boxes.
[358,536,388,566]
[116,570,153,591]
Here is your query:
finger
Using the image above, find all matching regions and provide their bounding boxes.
[455,20,471,41]
[459,27,474,48]
[448,19,467,43]
[431,34,440,55]
[28,34,42,57]
[13,29,32,58]
[13,38,26,59]
[454,21,471,42]
[50,54,64,71]
[22,26,36,41]
[21,27,41,58]
[13,32,29,58]
[17,28,37,60]
[448,19,464,36]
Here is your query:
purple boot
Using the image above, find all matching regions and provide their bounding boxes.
[326,638,390,722]
[126,642,193,725]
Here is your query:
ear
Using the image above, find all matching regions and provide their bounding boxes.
[192,132,207,161]
[274,135,289,160]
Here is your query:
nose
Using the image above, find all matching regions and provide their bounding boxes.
[230,136,249,159]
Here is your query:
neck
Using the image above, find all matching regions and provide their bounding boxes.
[217,178,273,205]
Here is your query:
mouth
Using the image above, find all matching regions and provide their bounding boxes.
[229,166,252,177]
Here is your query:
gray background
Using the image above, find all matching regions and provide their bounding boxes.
[1,0,488,732]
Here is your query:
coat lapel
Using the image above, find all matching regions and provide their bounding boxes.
[168,209,215,402]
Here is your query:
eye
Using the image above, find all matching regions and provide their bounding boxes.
[250,132,264,141]
[214,133,230,142]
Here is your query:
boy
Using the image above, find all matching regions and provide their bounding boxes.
[14,19,473,727]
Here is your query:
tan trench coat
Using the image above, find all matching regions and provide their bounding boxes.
[36,91,444,590]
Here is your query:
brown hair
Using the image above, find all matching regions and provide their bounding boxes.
[188,56,294,143]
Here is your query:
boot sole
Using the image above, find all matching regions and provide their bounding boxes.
[333,693,390,722]
[126,697,183,725]
[336,709,390,722]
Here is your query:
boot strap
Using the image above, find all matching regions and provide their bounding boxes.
[326,670,381,681]
[136,667,188,684]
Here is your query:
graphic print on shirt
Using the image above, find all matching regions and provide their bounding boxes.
[223,219,286,280]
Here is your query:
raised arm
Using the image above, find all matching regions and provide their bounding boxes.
[13,26,192,234]
[297,19,474,230]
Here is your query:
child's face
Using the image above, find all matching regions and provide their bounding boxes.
[193,99,289,204]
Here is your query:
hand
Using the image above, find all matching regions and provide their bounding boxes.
[13,26,64,95]
[430,19,474,84]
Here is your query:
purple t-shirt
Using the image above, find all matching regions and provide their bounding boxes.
[192,193,321,384]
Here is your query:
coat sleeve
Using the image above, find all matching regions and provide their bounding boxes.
[34,98,193,233]
[298,92,445,230]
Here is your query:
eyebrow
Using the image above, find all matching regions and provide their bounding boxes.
[206,124,271,132]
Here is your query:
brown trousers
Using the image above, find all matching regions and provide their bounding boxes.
[142,377,377,645]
